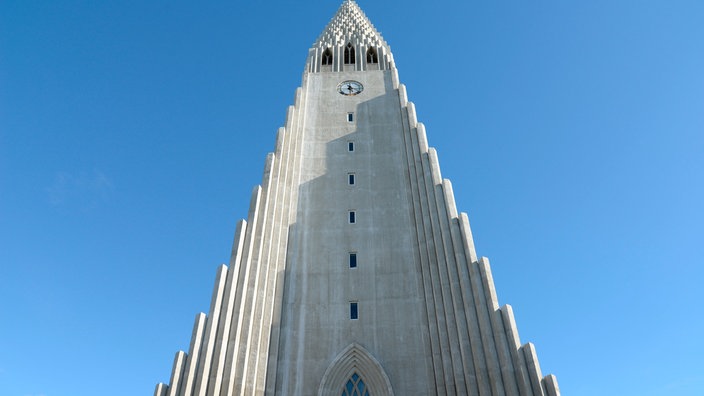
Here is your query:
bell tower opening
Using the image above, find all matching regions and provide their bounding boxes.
[322,47,333,66]
[344,42,355,65]
[366,47,378,64]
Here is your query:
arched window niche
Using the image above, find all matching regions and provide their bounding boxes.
[318,343,394,396]
[344,42,356,65]
[366,47,378,64]
[322,48,333,66]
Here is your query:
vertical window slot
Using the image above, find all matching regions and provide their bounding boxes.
[349,253,357,268]
[322,48,333,66]
[350,302,359,320]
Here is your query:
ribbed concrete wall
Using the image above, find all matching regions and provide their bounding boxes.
[154,1,559,395]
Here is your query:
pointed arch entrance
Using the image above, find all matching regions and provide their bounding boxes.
[318,343,394,396]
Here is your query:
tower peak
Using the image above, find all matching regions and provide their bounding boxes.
[306,0,393,73]
[153,3,561,394]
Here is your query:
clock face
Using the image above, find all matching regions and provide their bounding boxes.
[338,80,363,96]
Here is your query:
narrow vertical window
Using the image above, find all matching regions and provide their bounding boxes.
[348,173,355,185]
[347,112,354,122]
[349,253,357,268]
[322,48,333,66]
[344,42,355,64]
[348,141,354,152]
[350,302,359,320]
[366,46,378,64]
[349,211,356,224]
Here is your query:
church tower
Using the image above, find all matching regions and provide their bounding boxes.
[154,1,560,395]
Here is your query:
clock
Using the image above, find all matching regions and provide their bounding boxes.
[338,80,363,96]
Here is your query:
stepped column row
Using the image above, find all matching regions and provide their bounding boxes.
[154,86,309,396]
[395,83,560,396]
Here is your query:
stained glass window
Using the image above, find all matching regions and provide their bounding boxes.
[341,373,369,396]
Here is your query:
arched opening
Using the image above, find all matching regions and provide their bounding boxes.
[322,48,333,66]
[318,343,394,396]
[342,373,370,396]
[366,47,378,64]
[344,42,355,64]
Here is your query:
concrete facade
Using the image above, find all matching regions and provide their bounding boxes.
[155,1,560,395]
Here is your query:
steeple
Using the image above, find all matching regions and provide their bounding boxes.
[154,1,560,395]
[307,0,393,73]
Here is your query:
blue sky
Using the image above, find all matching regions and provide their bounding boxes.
[1,1,703,395]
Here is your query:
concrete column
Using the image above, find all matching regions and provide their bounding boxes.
[206,222,247,396]
[398,84,408,107]
[265,83,307,392]
[543,374,561,396]
[178,313,207,396]
[417,150,453,393]
[470,258,505,396]
[522,343,546,396]
[221,186,263,396]
[477,258,520,396]
[166,351,186,396]
[154,383,168,396]
[458,213,478,263]
[500,305,533,396]
[400,101,445,393]
[427,148,468,393]
[193,265,229,396]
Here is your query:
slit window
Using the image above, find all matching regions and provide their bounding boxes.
[348,173,355,185]
[348,141,354,151]
[349,211,356,224]
[347,113,354,122]
[349,253,357,268]
[350,302,358,320]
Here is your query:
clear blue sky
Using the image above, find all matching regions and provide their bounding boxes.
[1,1,703,395]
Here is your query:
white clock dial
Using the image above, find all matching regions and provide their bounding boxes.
[338,80,363,96]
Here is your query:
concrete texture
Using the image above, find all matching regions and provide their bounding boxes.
[155,1,560,395]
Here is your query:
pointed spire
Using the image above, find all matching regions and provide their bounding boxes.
[306,0,394,72]
[314,0,390,53]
